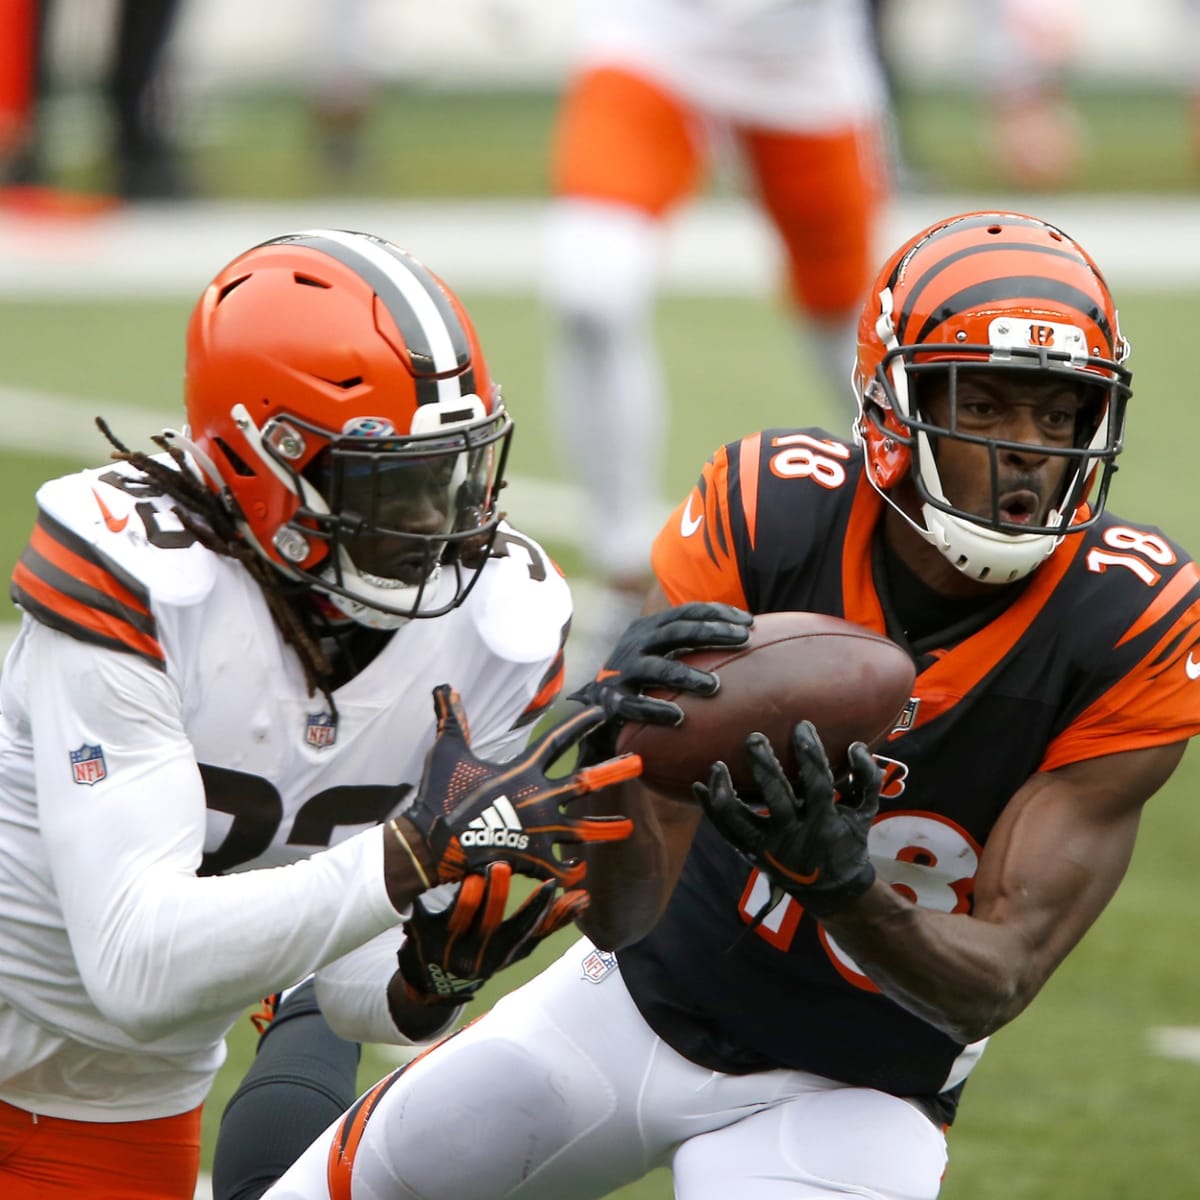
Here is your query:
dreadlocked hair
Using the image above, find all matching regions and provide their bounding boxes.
[96,417,338,719]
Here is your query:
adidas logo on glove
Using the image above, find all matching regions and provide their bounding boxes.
[459,795,529,850]
[425,963,475,997]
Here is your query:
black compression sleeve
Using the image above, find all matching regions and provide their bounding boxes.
[210,980,362,1200]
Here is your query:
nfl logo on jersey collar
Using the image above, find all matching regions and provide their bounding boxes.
[305,712,338,749]
[893,696,920,733]
[69,743,107,786]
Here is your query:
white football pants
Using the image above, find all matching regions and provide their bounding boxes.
[264,936,948,1200]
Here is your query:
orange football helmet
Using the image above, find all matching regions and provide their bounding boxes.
[854,210,1131,583]
[177,229,512,627]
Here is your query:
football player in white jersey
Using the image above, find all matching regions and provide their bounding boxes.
[544,0,892,623]
[0,228,701,1200]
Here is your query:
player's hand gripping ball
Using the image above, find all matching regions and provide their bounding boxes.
[695,722,882,917]
[615,611,915,796]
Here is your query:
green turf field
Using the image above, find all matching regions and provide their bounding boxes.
[2,282,1200,1199]
[37,83,1200,201]
[199,84,1200,200]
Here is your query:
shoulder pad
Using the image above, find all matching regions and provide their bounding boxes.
[33,461,219,605]
[11,461,219,668]
[466,522,572,664]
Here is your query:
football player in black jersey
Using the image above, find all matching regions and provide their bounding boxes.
[233,212,1200,1200]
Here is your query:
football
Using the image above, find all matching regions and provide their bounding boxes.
[615,610,916,796]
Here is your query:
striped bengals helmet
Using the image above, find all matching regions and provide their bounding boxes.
[854,211,1132,584]
[181,230,512,628]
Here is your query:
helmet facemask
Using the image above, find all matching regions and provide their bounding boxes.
[252,401,513,629]
[863,338,1130,583]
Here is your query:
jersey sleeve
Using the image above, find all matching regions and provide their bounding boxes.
[11,507,166,668]
[1041,558,1200,771]
[651,441,750,608]
[24,622,402,1042]
[313,927,460,1047]
[10,464,219,667]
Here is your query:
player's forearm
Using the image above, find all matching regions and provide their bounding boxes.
[68,828,406,1041]
[576,781,699,950]
[311,928,459,1045]
[819,884,1036,1044]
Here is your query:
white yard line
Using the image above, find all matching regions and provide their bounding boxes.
[2,195,1200,298]
[1148,1025,1200,1065]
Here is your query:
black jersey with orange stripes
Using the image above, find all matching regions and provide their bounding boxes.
[617,426,1200,1121]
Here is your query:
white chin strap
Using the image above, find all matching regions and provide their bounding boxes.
[919,506,1060,585]
[315,547,459,630]
[912,426,1063,584]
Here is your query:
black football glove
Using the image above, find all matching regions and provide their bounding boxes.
[397,861,588,1006]
[402,685,641,887]
[568,602,753,763]
[693,721,881,918]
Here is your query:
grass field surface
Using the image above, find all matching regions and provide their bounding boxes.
[28,84,1200,203]
[3,83,1200,1199]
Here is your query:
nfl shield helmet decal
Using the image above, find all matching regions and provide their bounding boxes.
[69,743,107,786]
[305,711,337,749]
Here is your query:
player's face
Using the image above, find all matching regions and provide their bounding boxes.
[317,453,457,585]
[919,370,1093,528]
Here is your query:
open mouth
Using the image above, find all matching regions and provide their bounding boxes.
[997,489,1041,526]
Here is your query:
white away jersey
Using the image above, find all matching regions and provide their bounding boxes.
[0,457,571,1121]
[573,0,887,130]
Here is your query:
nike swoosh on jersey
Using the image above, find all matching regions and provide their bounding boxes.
[595,667,621,682]
[12,509,165,667]
[680,495,703,538]
[92,488,129,533]
[1186,651,1200,680]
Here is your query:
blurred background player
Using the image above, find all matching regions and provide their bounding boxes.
[308,0,377,179]
[543,0,892,664]
[0,0,36,172]
[0,0,189,202]
[973,0,1087,189]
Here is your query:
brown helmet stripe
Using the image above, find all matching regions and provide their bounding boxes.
[265,231,476,407]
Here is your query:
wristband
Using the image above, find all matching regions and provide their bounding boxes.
[389,818,432,891]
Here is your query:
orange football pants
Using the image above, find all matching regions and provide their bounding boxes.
[550,64,888,316]
[0,1099,202,1199]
